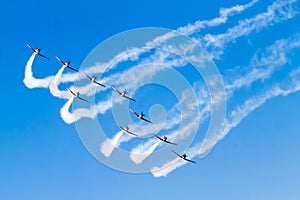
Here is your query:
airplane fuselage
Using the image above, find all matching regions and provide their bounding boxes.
[34,49,41,54]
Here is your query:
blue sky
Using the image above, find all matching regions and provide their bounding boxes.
[1,0,300,199]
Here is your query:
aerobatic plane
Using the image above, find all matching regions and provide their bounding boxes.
[115,122,138,137]
[82,72,106,87]
[112,86,136,102]
[68,89,89,102]
[172,150,196,164]
[155,135,177,145]
[129,108,152,124]
[56,56,79,72]
[26,44,49,60]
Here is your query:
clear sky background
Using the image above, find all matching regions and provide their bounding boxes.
[1,0,300,199]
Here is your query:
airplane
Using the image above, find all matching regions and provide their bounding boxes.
[26,44,49,60]
[115,122,138,137]
[68,88,89,102]
[155,135,177,145]
[82,72,106,87]
[172,150,196,164]
[129,108,152,124]
[112,86,136,102]
[56,56,79,72]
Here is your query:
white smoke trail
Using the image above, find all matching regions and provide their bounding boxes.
[151,157,181,177]
[59,55,186,123]
[178,0,259,35]
[150,59,300,176]
[100,131,124,157]
[146,31,300,175]
[224,32,300,97]
[60,97,75,124]
[156,33,300,174]
[129,86,206,164]
[201,0,299,58]
[49,66,71,99]
[63,17,300,125]
[60,102,97,124]
[151,66,300,177]
[98,101,179,160]
[130,139,161,164]
[102,102,181,159]
[60,94,114,124]
[23,53,54,89]
[28,27,298,123]
[23,0,280,94]
[24,0,259,92]
[22,0,300,177]
[99,125,147,158]
[23,0,266,127]
[196,68,300,158]
[99,95,180,161]
[57,16,295,172]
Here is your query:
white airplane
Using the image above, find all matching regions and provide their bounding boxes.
[129,108,152,124]
[112,86,136,102]
[82,72,106,87]
[56,57,79,72]
[69,88,88,102]
[172,150,196,164]
[115,122,138,137]
[26,44,49,59]
[155,135,177,145]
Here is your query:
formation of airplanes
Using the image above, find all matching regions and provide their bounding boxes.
[27,43,197,165]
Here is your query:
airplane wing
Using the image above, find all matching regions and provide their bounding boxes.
[172,150,182,158]
[77,96,89,103]
[55,56,65,65]
[183,158,196,164]
[112,86,122,95]
[82,72,105,87]
[141,117,153,124]
[67,66,79,72]
[114,122,137,137]
[172,150,196,163]
[82,72,92,80]
[155,135,164,141]
[155,135,176,144]
[129,108,139,117]
[123,95,136,102]
[26,43,35,52]
[165,140,177,145]
[125,130,138,137]
[94,81,106,88]
[38,53,49,60]
[68,88,76,96]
